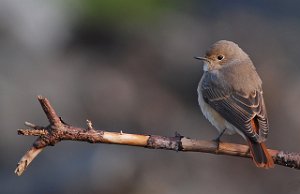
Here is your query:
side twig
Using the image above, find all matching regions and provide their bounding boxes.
[15,96,300,176]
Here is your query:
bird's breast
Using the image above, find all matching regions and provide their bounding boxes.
[198,76,240,136]
[198,77,226,133]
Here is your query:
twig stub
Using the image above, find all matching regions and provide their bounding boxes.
[38,96,61,126]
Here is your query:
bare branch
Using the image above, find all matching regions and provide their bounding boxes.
[15,96,300,176]
[15,147,44,176]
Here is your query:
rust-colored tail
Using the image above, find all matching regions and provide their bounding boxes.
[247,140,274,169]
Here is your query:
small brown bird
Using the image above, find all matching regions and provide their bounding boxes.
[195,40,274,168]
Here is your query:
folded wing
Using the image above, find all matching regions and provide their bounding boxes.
[201,76,268,142]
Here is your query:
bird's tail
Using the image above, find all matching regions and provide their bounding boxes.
[247,140,274,169]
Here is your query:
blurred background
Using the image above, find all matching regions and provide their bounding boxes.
[1,0,300,193]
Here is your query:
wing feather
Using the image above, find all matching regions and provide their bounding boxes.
[201,76,269,142]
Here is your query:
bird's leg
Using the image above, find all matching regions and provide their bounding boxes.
[213,128,226,142]
[213,128,227,149]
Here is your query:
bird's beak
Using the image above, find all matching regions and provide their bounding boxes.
[194,57,210,63]
[194,56,210,71]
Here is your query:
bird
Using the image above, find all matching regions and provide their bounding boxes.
[195,40,274,168]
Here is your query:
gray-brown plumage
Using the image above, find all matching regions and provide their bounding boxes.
[196,40,274,168]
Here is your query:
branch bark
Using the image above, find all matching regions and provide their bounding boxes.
[15,96,300,176]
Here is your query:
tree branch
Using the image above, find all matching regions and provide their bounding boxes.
[15,96,300,176]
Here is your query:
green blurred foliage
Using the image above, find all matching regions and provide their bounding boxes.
[76,0,178,24]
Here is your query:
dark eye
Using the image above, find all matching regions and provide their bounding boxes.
[217,55,224,60]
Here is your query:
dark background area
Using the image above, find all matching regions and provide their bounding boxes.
[1,1,300,193]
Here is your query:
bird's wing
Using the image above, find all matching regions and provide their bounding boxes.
[201,77,268,142]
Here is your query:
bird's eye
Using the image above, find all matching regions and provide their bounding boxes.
[217,55,224,60]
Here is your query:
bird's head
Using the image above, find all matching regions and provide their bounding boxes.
[195,40,249,71]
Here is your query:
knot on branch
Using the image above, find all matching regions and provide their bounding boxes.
[147,132,183,151]
[276,151,300,169]
[33,135,61,148]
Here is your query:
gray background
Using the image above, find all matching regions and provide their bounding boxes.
[1,1,300,193]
